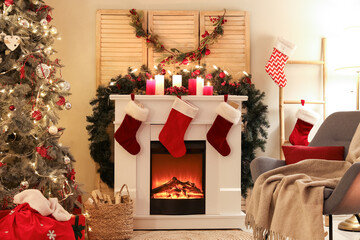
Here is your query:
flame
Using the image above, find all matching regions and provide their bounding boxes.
[151,153,204,199]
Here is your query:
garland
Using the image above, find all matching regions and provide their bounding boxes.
[86,65,269,197]
[129,9,227,65]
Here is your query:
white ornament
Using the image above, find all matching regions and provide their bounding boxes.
[64,156,71,164]
[44,47,52,55]
[40,19,48,26]
[36,63,50,78]
[59,81,71,91]
[4,35,20,51]
[48,126,58,135]
[20,180,29,189]
[64,101,72,110]
[20,19,30,28]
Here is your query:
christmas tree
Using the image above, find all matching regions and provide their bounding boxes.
[0,0,80,212]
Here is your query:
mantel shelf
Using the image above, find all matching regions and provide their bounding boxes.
[110,95,248,102]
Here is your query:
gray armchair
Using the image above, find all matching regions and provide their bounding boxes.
[250,111,360,240]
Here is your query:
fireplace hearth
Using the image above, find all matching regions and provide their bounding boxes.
[150,141,205,215]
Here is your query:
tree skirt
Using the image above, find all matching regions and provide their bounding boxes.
[131,230,253,239]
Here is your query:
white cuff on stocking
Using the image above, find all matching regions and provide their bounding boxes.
[125,100,149,122]
[296,106,320,125]
[216,102,241,124]
[172,97,199,118]
[274,37,297,57]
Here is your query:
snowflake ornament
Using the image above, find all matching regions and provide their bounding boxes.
[47,230,56,240]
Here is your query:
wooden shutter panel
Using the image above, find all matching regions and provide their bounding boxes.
[200,11,250,79]
[96,10,148,87]
[148,11,199,69]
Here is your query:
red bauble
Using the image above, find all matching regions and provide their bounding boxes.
[32,110,42,121]
[219,72,226,78]
[9,105,15,111]
[46,14,52,23]
[56,96,65,106]
[206,74,213,80]
[161,69,166,75]
[205,49,211,55]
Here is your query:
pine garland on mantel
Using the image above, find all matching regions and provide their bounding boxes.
[86,65,269,197]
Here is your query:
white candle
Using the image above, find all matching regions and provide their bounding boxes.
[155,75,164,95]
[172,75,182,87]
[196,77,204,96]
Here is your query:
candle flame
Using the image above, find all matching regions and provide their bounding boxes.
[207,81,210,86]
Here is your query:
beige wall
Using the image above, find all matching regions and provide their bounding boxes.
[46,0,360,195]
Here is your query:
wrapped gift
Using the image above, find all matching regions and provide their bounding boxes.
[70,214,86,240]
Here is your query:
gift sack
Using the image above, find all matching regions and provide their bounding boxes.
[85,184,133,240]
[0,203,75,240]
[70,214,86,240]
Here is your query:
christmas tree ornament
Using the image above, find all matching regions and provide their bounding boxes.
[64,101,72,110]
[59,81,71,91]
[20,19,30,28]
[50,26,57,35]
[32,110,42,121]
[207,100,241,156]
[64,156,71,164]
[159,97,198,158]
[4,0,13,7]
[56,96,65,106]
[48,125,58,135]
[289,102,320,146]
[114,95,149,155]
[219,72,225,78]
[20,180,29,189]
[40,19,48,26]
[36,145,52,160]
[4,35,20,51]
[44,47,52,55]
[265,37,296,87]
[36,63,50,78]
[9,105,15,111]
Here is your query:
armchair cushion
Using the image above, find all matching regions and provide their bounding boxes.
[282,145,345,165]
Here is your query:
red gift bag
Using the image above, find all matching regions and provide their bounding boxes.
[0,203,75,240]
[70,214,86,240]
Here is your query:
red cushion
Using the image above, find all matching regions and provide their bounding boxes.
[282,145,345,165]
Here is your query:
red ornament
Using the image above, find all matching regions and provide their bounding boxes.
[245,77,251,85]
[4,0,13,6]
[182,59,189,65]
[161,69,166,75]
[191,70,200,77]
[36,145,52,160]
[46,14,52,23]
[67,169,76,182]
[56,96,65,106]
[20,66,25,79]
[201,31,209,38]
[221,81,226,86]
[205,49,211,55]
[32,110,42,121]
[206,74,213,80]
[0,162,6,167]
[219,72,226,78]
[9,105,15,111]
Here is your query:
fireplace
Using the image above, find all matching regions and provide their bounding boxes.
[110,95,247,229]
[150,141,205,215]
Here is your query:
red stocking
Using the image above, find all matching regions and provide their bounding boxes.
[289,106,319,146]
[159,97,199,158]
[114,100,149,155]
[265,37,296,87]
[207,102,241,156]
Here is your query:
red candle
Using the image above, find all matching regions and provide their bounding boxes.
[203,82,213,95]
[146,79,155,95]
[188,78,197,95]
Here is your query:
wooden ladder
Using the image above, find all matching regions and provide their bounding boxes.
[279,37,327,159]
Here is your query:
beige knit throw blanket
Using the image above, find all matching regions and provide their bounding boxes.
[245,159,351,240]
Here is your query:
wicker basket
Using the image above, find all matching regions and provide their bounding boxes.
[85,184,133,240]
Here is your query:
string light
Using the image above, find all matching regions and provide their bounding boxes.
[154,65,158,70]
[167,70,172,75]
[213,65,218,70]
[224,70,229,75]
[243,71,249,76]
[182,69,189,72]
[131,68,138,73]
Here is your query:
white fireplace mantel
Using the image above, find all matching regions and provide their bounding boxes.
[110,95,248,229]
